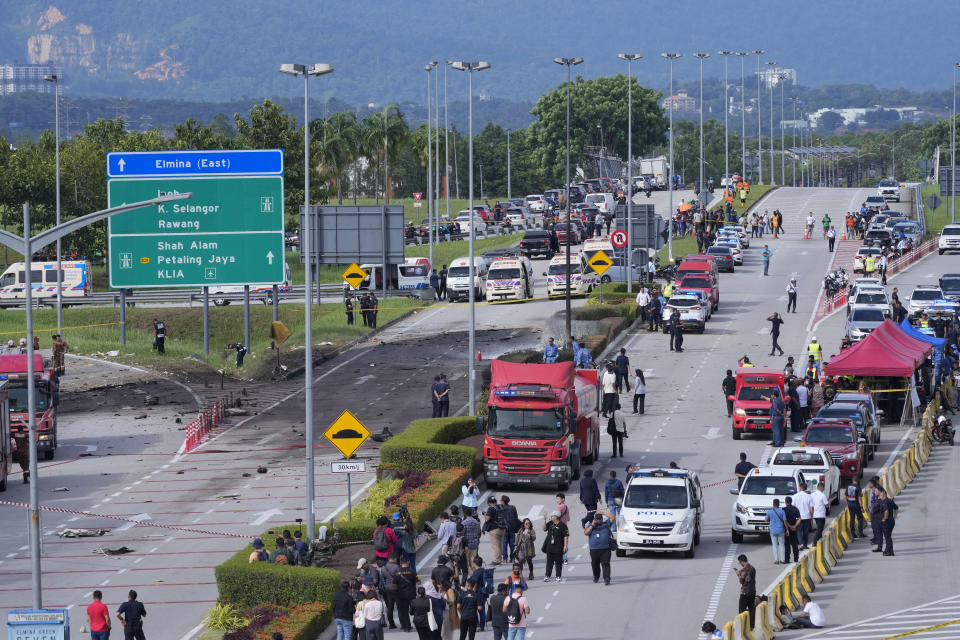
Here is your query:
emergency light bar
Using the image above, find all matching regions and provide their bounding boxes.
[633,469,688,478]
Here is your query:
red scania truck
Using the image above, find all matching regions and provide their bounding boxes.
[0,354,59,460]
[479,360,599,490]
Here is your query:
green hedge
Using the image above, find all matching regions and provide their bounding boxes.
[214,527,341,608]
[380,417,478,474]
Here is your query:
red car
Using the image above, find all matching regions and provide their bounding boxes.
[472,205,492,221]
[553,222,580,245]
[799,418,866,483]
[678,275,719,312]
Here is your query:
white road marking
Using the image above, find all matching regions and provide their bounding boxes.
[552,590,559,597]
[697,543,739,640]
[99,579,111,586]
[133,558,143,564]
[117,568,127,574]
[544,602,551,610]
[148,547,159,553]
[66,604,74,610]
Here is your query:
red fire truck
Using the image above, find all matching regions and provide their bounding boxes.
[0,354,59,460]
[479,360,599,490]
[0,381,9,491]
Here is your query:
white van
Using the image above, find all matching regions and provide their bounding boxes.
[210,263,292,305]
[615,468,703,559]
[585,192,616,215]
[545,254,595,298]
[0,261,92,299]
[397,257,432,290]
[580,238,616,260]
[446,257,487,302]
[485,257,532,301]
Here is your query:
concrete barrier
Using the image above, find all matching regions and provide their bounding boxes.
[755,601,776,640]
[722,620,735,639]
[804,545,823,583]
[735,611,754,640]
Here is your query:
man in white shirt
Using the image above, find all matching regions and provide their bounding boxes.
[810,483,830,545]
[785,279,798,313]
[601,364,618,418]
[794,595,825,628]
[805,213,815,236]
[796,382,809,420]
[792,482,814,550]
[636,288,651,325]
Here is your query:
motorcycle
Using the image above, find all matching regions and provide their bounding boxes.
[822,267,849,298]
[932,413,955,446]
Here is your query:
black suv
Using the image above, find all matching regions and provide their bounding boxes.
[521,230,556,258]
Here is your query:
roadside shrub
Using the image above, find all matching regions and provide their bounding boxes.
[380,417,477,473]
[350,478,403,521]
[255,601,330,640]
[215,555,340,608]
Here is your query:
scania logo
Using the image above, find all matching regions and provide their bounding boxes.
[511,440,537,446]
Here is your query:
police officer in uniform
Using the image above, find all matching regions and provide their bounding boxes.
[116,589,148,640]
[807,338,822,376]
[345,294,355,325]
[846,477,865,538]
[668,309,684,353]
[722,369,737,417]
[873,488,898,556]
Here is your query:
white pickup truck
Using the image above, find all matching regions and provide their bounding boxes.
[877,179,901,202]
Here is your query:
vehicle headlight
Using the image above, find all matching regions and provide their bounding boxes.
[616,514,627,532]
[734,409,746,416]
[736,502,747,514]
[845,452,858,460]
[676,512,696,534]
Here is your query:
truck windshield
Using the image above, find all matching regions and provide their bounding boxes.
[8,382,49,412]
[806,426,854,443]
[488,407,563,438]
[488,268,521,280]
[742,476,797,496]
[737,386,776,401]
[448,266,471,277]
[623,485,688,509]
[548,264,577,275]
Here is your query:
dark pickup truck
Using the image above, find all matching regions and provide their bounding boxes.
[521,230,556,258]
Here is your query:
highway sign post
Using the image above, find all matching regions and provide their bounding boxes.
[588,250,613,303]
[323,409,371,520]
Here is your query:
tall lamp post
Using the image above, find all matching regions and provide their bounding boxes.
[618,53,642,294]
[596,125,605,178]
[766,61,777,185]
[43,74,63,334]
[506,128,511,200]
[753,50,765,184]
[718,51,734,192]
[790,97,800,186]
[444,62,451,222]
[694,53,710,197]
[425,62,436,268]
[450,60,490,416]
[737,53,749,181]
[553,56,583,339]
[279,62,333,540]
[661,53,682,261]
[953,62,959,222]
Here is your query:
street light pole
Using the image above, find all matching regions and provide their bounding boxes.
[737,53,749,181]
[279,62,333,541]
[780,75,786,188]
[450,60,490,416]
[43,74,63,334]
[425,63,435,268]
[506,129,511,200]
[444,62,451,223]
[719,51,733,192]
[953,62,959,222]
[435,62,441,216]
[553,57,583,339]
[766,62,777,185]
[619,53,642,294]
[662,53,682,262]
[694,53,710,198]
[790,97,800,186]
[754,51,765,184]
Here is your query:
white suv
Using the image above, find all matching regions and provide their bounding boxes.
[525,194,546,213]
[730,467,807,543]
[940,224,960,255]
[765,447,840,510]
[615,469,703,559]
[877,179,901,202]
[908,285,943,318]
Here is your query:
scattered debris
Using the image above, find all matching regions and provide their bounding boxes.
[58,528,110,538]
[176,471,184,474]
[105,350,120,357]
[94,546,134,555]
[144,395,159,405]
[216,494,240,499]
[175,417,182,424]
[242,473,251,477]
[371,427,393,443]
[256,466,268,474]
[134,413,148,420]
[51,487,70,492]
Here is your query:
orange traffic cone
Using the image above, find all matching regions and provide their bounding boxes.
[841,230,846,240]
[803,229,809,239]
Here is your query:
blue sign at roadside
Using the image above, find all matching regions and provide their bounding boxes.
[107,149,283,178]
[7,608,69,639]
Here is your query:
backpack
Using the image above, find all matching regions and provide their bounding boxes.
[606,414,617,435]
[504,505,522,533]
[274,553,288,565]
[505,595,523,625]
[448,535,465,562]
[373,526,389,551]
[255,549,269,562]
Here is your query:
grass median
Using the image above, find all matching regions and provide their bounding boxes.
[921,184,958,236]
[3,298,428,377]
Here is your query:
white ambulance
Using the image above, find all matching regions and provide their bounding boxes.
[484,257,532,301]
[544,254,594,298]
[0,261,92,299]
[446,256,487,302]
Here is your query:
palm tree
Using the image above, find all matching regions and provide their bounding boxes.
[313,111,360,204]
[362,105,408,203]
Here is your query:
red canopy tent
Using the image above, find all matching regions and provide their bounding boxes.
[823,320,931,377]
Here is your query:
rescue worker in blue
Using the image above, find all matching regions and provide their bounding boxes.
[543,338,559,363]
[763,388,787,447]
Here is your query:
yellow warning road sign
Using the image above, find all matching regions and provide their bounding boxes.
[342,263,368,290]
[270,321,291,345]
[323,409,371,458]
[587,249,613,276]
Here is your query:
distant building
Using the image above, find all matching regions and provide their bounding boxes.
[758,67,797,88]
[663,89,696,113]
[0,63,59,95]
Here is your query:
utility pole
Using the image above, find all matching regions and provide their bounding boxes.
[754,50,765,184]
[719,51,734,192]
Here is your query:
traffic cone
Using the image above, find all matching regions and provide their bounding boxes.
[803,229,809,239]
[841,230,846,240]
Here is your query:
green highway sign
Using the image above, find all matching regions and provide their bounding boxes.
[109,232,284,287]
[109,177,283,234]
[107,151,285,288]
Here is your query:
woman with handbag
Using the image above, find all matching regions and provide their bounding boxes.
[441,580,459,640]
[424,580,445,640]
[514,518,537,580]
[410,586,434,640]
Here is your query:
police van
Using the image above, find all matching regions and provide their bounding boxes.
[615,468,703,559]
[446,256,487,302]
[544,254,594,298]
[485,257,532,301]
[0,261,92,299]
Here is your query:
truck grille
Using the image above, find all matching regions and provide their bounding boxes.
[745,408,767,417]
[499,461,549,474]
[500,446,550,458]
[632,521,675,535]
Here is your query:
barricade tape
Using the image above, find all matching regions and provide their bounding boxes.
[876,618,960,640]
[0,321,123,336]
[702,477,738,489]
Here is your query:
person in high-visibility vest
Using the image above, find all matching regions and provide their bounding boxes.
[663,282,674,298]
[864,255,876,275]
[918,313,930,329]
[808,338,822,375]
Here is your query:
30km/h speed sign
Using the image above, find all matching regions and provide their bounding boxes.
[610,230,628,248]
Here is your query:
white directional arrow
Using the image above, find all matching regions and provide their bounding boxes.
[701,427,722,440]
[117,513,151,531]
[266,251,275,265]
[118,158,126,172]
[354,374,375,386]
[249,508,283,526]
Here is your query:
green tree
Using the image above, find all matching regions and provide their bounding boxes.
[361,105,408,203]
[312,111,361,204]
[530,75,666,185]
